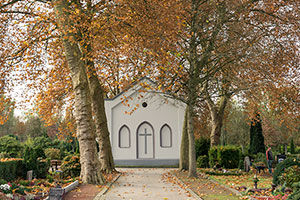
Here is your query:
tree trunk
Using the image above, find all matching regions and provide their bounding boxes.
[187,98,197,177]
[206,93,230,147]
[210,113,223,146]
[54,0,104,184]
[88,70,115,173]
[179,107,189,171]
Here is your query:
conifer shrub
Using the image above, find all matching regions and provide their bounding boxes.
[279,165,300,188]
[23,145,48,178]
[61,154,80,178]
[273,157,300,185]
[249,114,265,155]
[287,181,300,200]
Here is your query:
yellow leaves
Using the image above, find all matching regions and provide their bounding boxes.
[23,41,29,46]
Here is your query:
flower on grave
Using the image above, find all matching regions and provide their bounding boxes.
[0,184,11,191]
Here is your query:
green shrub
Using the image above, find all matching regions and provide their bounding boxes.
[23,145,48,178]
[208,146,218,168]
[0,159,24,181]
[238,159,244,170]
[61,154,80,178]
[0,179,6,185]
[287,181,300,200]
[195,137,210,158]
[296,147,300,154]
[253,152,267,166]
[273,157,300,185]
[208,145,242,169]
[45,148,61,160]
[0,152,9,159]
[0,136,23,158]
[197,155,209,168]
[218,145,242,169]
[32,136,53,149]
[249,115,265,154]
[290,138,295,154]
[36,158,50,179]
[279,165,300,188]
[18,180,29,186]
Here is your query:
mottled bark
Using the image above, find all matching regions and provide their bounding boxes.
[88,70,115,173]
[206,93,230,147]
[179,107,189,171]
[54,0,104,184]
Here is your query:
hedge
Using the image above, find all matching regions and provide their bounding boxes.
[0,159,24,181]
[209,145,242,169]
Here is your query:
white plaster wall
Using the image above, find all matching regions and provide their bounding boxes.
[105,86,185,161]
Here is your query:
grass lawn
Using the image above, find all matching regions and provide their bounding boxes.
[173,170,241,200]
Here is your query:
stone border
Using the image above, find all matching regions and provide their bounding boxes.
[93,173,122,200]
[44,180,79,200]
[171,173,203,200]
[172,173,203,200]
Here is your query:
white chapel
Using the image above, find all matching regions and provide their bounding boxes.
[105,77,186,166]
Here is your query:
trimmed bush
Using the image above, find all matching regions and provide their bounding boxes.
[273,157,300,185]
[218,146,242,169]
[208,146,219,168]
[61,154,80,178]
[209,146,242,169]
[197,155,209,168]
[0,159,24,181]
[195,137,210,158]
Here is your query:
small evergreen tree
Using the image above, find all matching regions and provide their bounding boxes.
[250,114,265,155]
[290,138,295,154]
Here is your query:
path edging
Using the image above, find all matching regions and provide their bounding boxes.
[172,173,203,200]
[44,180,79,200]
[93,173,122,200]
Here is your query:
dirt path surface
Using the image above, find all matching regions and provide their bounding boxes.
[100,168,199,200]
[64,184,103,200]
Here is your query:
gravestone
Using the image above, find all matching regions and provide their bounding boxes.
[27,170,33,181]
[49,185,64,200]
[244,156,251,172]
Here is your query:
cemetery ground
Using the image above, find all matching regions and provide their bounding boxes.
[0,164,298,199]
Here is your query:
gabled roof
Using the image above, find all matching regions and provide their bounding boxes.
[105,77,156,101]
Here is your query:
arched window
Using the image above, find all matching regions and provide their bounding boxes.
[160,124,172,148]
[119,125,131,148]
